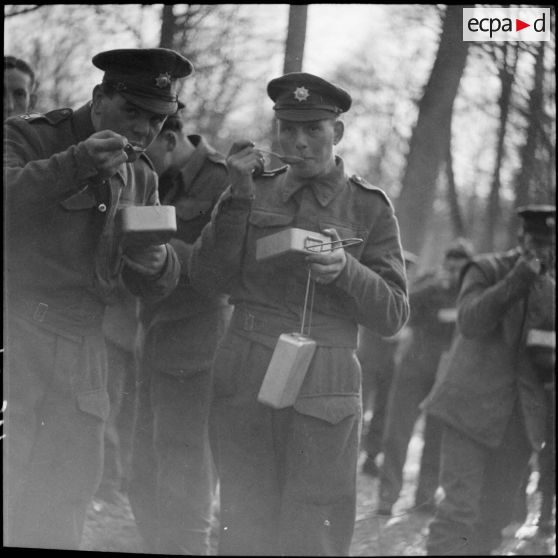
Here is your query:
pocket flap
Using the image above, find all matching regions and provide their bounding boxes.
[76,389,110,421]
[175,199,213,221]
[60,186,97,210]
[294,394,360,424]
[249,209,294,228]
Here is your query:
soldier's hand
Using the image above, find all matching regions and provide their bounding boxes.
[123,244,167,276]
[226,140,264,200]
[519,247,546,275]
[82,130,129,179]
[305,228,347,285]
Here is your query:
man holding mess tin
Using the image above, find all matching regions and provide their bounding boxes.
[3,48,190,550]
[190,72,409,556]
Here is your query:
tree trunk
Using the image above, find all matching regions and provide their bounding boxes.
[445,132,466,238]
[272,5,308,151]
[395,5,470,255]
[159,5,176,49]
[479,43,518,252]
[283,5,308,73]
[507,41,546,244]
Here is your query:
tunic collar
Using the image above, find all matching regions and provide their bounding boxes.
[280,156,346,207]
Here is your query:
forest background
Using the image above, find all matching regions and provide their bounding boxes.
[5,4,556,269]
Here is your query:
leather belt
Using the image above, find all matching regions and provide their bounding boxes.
[231,305,357,348]
[8,295,104,336]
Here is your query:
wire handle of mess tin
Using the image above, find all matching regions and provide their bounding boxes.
[299,236,363,336]
[304,237,363,252]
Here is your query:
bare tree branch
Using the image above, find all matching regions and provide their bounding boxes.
[4,5,44,17]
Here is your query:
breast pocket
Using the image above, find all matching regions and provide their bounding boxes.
[59,185,97,211]
[248,209,295,270]
[249,208,294,235]
[56,186,102,255]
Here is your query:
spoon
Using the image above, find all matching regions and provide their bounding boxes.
[257,148,304,165]
[124,143,146,162]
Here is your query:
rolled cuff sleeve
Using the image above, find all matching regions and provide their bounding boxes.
[335,252,409,337]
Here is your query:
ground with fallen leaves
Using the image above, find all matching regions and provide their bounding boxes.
[80,424,555,556]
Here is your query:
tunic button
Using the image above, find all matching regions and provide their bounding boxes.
[97,203,107,213]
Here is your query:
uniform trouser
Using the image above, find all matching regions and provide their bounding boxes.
[538,388,555,523]
[211,335,360,556]
[379,354,440,508]
[128,359,215,555]
[362,355,395,459]
[4,315,108,550]
[426,407,532,555]
[97,338,137,496]
[414,415,443,507]
[357,328,396,459]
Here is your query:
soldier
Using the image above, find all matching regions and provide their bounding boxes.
[3,48,191,550]
[189,72,409,555]
[376,239,474,516]
[424,205,555,555]
[127,110,230,554]
[4,55,37,120]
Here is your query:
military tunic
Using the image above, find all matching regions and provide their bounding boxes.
[190,157,408,555]
[424,249,550,450]
[128,134,230,554]
[3,103,180,549]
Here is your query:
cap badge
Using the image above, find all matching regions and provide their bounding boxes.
[155,72,172,88]
[293,86,310,102]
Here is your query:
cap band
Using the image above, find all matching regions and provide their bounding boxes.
[104,78,178,103]
[275,104,342,114]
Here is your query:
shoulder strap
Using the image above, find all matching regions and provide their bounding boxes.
[349,174,392,206]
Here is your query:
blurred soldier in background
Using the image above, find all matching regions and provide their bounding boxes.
[127,110,230,555]
[424,205,555,555]
[359,250,417,478]
[3,48,191,549]
[376,239,474,517]
[4,55,37,120]
[189,72,409,556]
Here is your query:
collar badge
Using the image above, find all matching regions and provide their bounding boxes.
[293,86,310,102]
